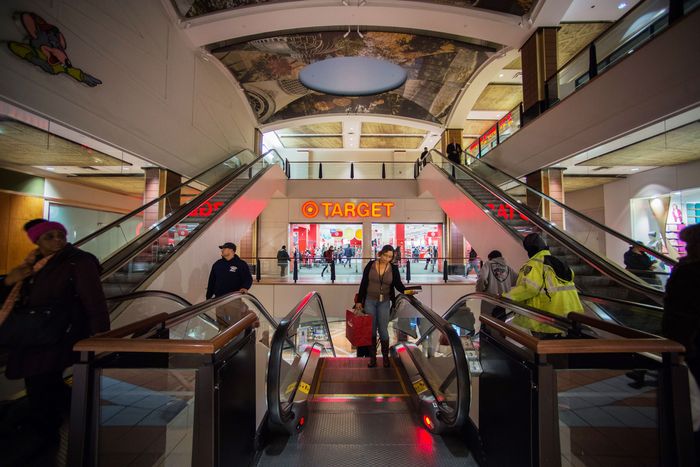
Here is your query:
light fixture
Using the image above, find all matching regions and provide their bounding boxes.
[617,2,627,9]
[356,25,363,38]
[358,0,367,5]
[631,168,639,171]
[343,26,351,38]
[499,73,504,78]
[341,0,349,5]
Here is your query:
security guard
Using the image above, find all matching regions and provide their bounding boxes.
[503,233,583,337]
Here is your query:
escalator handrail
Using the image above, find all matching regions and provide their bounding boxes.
[267,292,335,427]
[394,294,470,429]
[76,149,255,247]
[456,149,677,267]
[416,291,572,345]
[426,151,665,302]
[577,292,663,313]
[105,290,192,308]
[98,150,285,279]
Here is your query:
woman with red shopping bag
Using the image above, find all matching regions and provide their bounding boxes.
[354,245,407,368]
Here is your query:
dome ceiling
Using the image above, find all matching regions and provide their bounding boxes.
[212,31,496,125]
[175,0,536,19]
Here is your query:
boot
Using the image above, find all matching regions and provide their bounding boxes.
[381,339,390,368]
[368,338,377,368]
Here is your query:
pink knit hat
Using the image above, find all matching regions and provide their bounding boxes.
[26,221,67,244]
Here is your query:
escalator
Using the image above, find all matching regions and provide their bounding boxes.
[257,292,481,466]
[422,151,675,333]
[73,149,286,300]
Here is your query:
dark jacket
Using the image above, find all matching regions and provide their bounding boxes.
[357,260,406,305]
[0,244,110,379]
[663,257,700,359]
[206,255,252,299]
[277,249,290,265]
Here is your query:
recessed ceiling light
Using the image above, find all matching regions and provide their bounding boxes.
[617,2,627,9]
[631,168,639,171]
[498,73,504,78]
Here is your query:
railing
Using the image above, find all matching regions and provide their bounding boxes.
[465,0,698,159]
[462,292,694,466]
[95,150,284,293]
[267,292,335,433]
[285,161,416,179]
[424,150,671,303]
[69,291,277,467]
[392,294,471,432]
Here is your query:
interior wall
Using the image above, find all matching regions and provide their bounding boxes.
[0,0,256,177]
[43,179,142,215]
[0,192,44,274]
[564,185,606,255]
[603,159,700,262]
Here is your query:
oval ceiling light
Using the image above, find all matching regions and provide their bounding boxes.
[299,57,407,96]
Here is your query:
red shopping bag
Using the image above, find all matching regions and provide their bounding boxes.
[346,309,372,347]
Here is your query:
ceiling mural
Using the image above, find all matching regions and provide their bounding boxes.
[213,31,495,125]
[174,0,535,18]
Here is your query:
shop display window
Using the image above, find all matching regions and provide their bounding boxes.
[630,187,700,259]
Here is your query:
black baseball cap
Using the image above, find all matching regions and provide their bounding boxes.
[219,242,236,250]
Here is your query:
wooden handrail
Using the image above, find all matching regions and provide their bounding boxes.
[97,312,169,338]
[480,315,539,350]
[536,338,685,355]
[74,313,258,355]
[567,312,662,339]
[480,315,684,355]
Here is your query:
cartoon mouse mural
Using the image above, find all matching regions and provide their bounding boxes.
[7,12,102,87]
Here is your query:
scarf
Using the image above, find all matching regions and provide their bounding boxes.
[0,250,54,326]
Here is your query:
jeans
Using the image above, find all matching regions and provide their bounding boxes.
[365,298,391,342]
[279,264,287,276]
[466,260,480,275]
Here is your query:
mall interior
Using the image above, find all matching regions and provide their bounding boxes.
[0,0,698,466]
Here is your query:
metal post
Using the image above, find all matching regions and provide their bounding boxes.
[443,259,448,283]
[293,258,298,284]
[588,42,598,79]
[406,260,411,284]
[350,162,354,179]
[451,164,456,178]
[496,119,500,145]
[330,260,336,283]
[318,162,323,179]
[256,258,261,282]
[248,166,253,178]
[382,162,386,179]
[478,137,482,159]
[285,158,290,178]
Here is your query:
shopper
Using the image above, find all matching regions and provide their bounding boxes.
[206,242,252,299]
[662,224,700,441]
[623,244,661,286]
[466,247,480,276]
[355,245,407,368]
[476,250,517,320]
[393,246,402,270]
[0,219,109,464]
[321,246,334,278]
[420,147,430,167]
[277,245,290,277]
[503,233,584,338]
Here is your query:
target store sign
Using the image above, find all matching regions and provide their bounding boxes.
[301,201,394,219]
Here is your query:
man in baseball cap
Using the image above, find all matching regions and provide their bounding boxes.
[206,242,252,300]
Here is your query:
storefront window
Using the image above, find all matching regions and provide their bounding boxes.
[289,223,363,275]
[630,187,700,259]
[371,223,443,273]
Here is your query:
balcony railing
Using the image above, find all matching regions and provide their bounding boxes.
[465,0,698,160]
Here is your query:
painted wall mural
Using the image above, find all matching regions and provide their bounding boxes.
[213,31,495,124]
[7,12,102,87]
[175,0,535,18]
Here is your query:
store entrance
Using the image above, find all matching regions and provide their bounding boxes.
[290,223,363,276]
[371,223,443,275]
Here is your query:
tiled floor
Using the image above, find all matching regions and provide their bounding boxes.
[557,370,659,466]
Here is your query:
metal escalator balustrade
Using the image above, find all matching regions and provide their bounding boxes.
[423,150,669,323]
[69,291,277,467]
[85,149,285,298]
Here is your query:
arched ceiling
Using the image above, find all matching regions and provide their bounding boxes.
[211,31,496,125]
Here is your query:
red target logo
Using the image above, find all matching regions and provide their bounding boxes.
[302,201,319,218]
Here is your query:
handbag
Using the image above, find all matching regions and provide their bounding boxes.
[346,309,372,347]
[0,305,71,348]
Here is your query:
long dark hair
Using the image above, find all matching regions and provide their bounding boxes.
[378,245,394,256]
